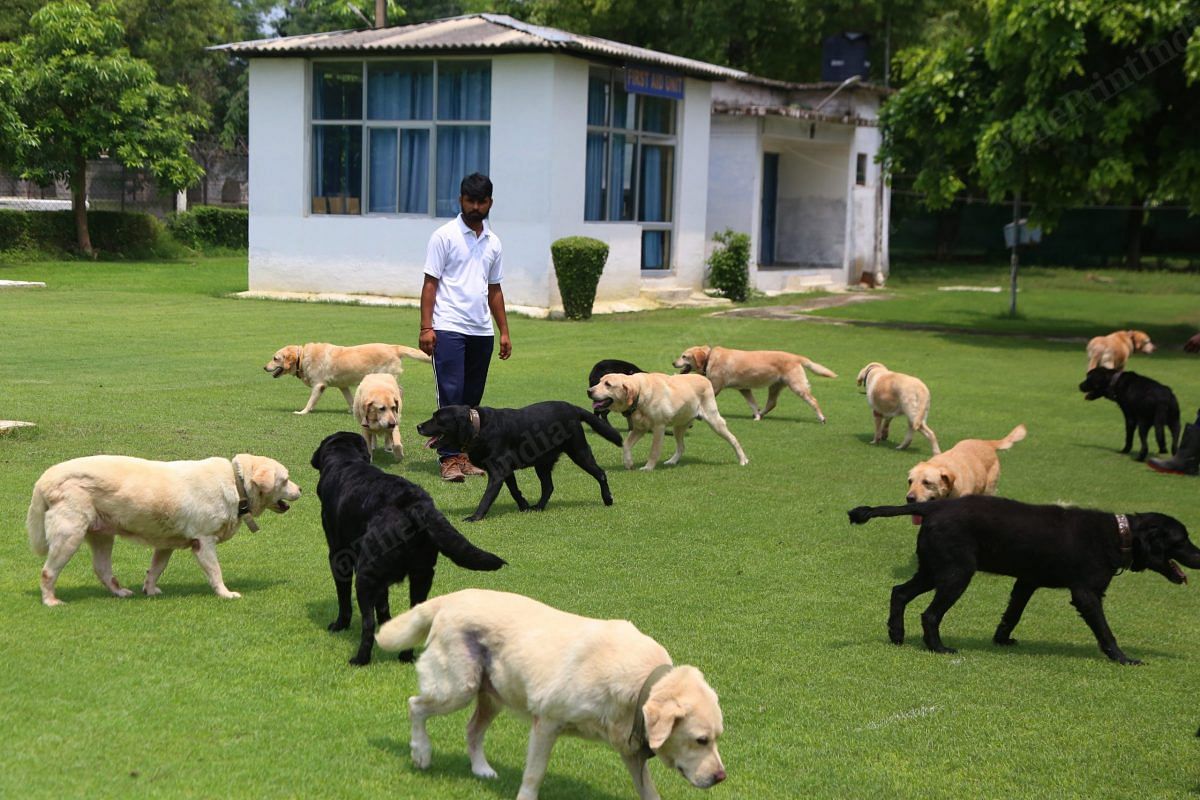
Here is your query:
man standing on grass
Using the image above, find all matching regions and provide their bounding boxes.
[419,173,512,482]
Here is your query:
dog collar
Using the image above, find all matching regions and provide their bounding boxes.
[293,347,305,382]
[622,397,640,418]
[630,664,674,759]
[231,459,259,533]
[1114,514,1132,572]
[860,364,881,388]
[460,407,481,448]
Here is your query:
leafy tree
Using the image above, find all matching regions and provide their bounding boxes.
[0,1,203,254]
[882,0,1200,271]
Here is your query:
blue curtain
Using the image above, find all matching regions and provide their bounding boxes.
[400,130,429,214]
[313,64,362,120]
[368,129,398,213]
[642,231,666,270]
[585,133,605,221]
[438,62,491,121]
[609,135,630,221]
[435,126,489,217]
[640,145,664,222]
[368,63,433,120]
[587,76,608,126]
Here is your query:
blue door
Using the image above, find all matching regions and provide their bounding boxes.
[760,153,778,265]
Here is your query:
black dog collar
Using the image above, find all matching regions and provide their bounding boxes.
[232,459,259,533]
[629,664,674,758]
[1114,513,1132,572]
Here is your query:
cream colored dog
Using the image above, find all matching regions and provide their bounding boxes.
[353,373,404,458]
[673,344,837,422]
[263,342,430,414]
[856,362,940,453]
[1086,329,1155,371]
[587,372,749,470]
[376,589,726,800]
[27,454,301,606]
[906,424,1026,503]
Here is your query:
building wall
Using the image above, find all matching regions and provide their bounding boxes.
[247,54,713,309]
[706,115,760,250]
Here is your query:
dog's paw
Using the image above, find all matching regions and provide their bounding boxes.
[472,764,498,780]
[327,619,350,632]
[348,654,372,667]
[603,496,614,506]
[218,590,242,600]
[411,742,432,770]
[113,587,134,598]
[293,410,310,415]
[142,586,162,597]
[738,457,750,466]
[994,636,1019,647]
[397,649,416,663]
[463,514,483,523]
[639,464,656,472]
[43,597,65,608]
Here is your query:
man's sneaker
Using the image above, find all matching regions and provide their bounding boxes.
[440,456,466,482]
[457,454,487,476]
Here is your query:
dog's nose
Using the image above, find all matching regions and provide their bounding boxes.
[906,495,917,503]
[712,770,726,784]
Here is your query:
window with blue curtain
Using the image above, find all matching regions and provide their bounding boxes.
[583,67,677,269]
[312,59,489,216]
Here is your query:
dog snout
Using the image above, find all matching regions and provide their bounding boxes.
[712,769,727,785]
[906,494,917,503]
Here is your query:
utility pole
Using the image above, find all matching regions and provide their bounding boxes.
[1009,189,1021,317]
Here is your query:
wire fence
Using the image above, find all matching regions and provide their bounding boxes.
[0,154,248,217]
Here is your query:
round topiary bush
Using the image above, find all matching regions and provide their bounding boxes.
[551,235,609,320]
[707,229,751,302]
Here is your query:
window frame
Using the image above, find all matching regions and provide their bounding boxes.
[308,57,492,218]
[584,66,679,270]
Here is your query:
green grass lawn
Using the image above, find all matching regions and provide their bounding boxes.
[2,256,1200,799]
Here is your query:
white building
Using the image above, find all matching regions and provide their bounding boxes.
[217,14,888,312]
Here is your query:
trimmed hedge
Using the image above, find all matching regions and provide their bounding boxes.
[167,205,249,250]
[550,235,609,320]
[0,209,167,256]
[707,229,751,302]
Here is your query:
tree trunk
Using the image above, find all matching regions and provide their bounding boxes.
[72,154,93,256]
[1124,200,1144,271]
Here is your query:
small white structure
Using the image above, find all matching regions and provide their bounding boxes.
[217,14,887,311]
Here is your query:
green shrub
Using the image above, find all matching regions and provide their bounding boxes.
[0,209,174,258]
[167,205,248,250]
[707,229,751,302]
[551,235,609,320]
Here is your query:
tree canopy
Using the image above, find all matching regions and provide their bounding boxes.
[0,1,203,254]
[881,0,1200,267]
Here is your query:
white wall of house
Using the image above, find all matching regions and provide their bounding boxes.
[247,53,713,310]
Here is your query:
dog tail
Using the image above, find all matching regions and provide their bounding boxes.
[801,358,838,379]
[993,424,1027,451]
[848,501,942,525]
[579,408,624,447]
[26,484,49,556]
[393,344,432,364]
[376,595,445,653]
[427,514,506,571]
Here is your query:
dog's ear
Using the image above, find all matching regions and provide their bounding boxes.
[644,696,684,751]
[250,461,278,496]
[310,446,323,470]
[624,378,640,411]
[939,470,954,494]
[696,347,710,372]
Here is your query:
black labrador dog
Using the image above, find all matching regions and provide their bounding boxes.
[588,359,645,421]
[415,401,622,522]
[1079,366,1180,461]
[848,494,1200,664]
[311,432,505,665]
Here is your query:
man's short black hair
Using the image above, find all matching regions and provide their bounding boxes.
[460,173,493,200]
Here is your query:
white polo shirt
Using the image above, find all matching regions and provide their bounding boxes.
[424,215,503,336]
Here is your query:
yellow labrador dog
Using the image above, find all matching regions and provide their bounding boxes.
[1086,329,1155,371]
[27,454,301,606]
[856,362,940,454]
[906,424,1026,504]
[263,342,430,414]
[376,589,726,800]
[353,373,404,458]
[673,345,837,422]
[588,372,749,470]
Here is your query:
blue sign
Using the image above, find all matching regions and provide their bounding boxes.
[625,67,684,99]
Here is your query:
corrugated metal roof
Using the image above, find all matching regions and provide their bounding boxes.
[214,13,748,81]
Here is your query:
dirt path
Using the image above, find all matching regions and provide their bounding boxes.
[712,292,1088,343]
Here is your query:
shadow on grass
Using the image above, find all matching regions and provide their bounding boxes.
[368,738,628,800]
[832,634,1180,663]
[35,577,285,604]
